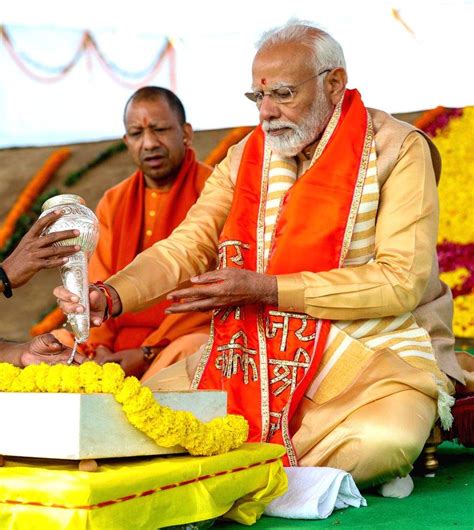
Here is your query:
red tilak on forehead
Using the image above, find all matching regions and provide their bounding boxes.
[261,78,266,85]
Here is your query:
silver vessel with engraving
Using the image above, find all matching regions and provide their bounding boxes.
[40,194,99,343]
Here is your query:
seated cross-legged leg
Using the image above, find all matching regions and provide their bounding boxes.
[292,348,441,491]
[297,389,436,489]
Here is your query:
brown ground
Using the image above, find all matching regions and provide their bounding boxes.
[0,113,421,342]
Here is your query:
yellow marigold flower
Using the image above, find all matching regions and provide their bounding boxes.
[61,365,81,392]
[33,363,51,391]
[452,294,474,338]
[439,267,470,290]
[45,364,66,392]
[436,108,474,245]
[101,362,125,393]
[115,376,142,404]
[10,365,40,392]
[0,363,21,391]
[79,362,103,393]
[122,386,156,416]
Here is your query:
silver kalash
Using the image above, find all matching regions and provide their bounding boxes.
[40,195,99,361]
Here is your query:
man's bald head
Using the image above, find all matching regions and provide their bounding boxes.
[122,86,193,187]
[123,86,186,126]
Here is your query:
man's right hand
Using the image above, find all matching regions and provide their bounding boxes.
[2,210,80,289]
[53,284,108,327]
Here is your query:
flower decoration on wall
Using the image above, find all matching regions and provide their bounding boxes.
[416,107,474,338]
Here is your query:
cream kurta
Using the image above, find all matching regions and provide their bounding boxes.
[107,109,461,486]
[108,122,461,381]
[109,133,433,314]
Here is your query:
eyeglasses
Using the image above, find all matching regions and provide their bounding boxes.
[244,68,333,107]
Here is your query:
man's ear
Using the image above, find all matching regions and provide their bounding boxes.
[325,68,348,105]
[183,123,193,147]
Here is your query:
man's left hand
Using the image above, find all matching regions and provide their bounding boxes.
[166,269,277,313]
[20,333,86,367]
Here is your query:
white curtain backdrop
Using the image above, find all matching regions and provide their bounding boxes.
[0,0,472,147]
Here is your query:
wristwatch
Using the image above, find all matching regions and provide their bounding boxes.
[142,346,158,363]
[0,266,12,298]
[142,339,171,363]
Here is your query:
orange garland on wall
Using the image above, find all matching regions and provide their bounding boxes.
[412,106,446,131]
[0,147,71,249]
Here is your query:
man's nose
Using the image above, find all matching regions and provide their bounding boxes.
[259,95,281,122]
[143,129,160,150]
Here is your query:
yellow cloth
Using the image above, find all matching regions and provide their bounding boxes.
[0,443,287,529]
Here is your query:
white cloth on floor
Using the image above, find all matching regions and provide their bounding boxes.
[264,466,367,520]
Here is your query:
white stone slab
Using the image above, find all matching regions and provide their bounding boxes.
[0,391,226,460]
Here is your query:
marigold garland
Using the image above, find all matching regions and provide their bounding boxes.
[0,148,70,249]
[0,362,249,456]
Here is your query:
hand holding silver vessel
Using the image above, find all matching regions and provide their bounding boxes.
[40,194,99,361]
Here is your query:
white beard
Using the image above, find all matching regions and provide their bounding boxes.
[263,93,333,157]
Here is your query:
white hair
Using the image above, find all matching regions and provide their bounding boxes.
[256,18,347,73]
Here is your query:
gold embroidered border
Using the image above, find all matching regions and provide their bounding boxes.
[281,404,298,466]
[191,316,216,389]
[257,144,272,274]
[309,94,344,168]
[255,144,272,440]
[339,112,374,267]
[257,312,270,441]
